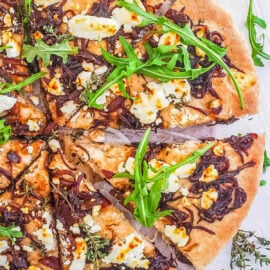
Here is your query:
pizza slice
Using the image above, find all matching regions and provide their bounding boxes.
[65,131,265,269]
[49,142,181,269]
[26,0,258,130]
[0,142,60,269]
[0,0,47,137]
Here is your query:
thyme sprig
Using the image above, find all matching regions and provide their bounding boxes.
[231,229,270,269]
[80,223,111,268]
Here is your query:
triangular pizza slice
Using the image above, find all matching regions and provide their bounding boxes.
[66,131,265,269]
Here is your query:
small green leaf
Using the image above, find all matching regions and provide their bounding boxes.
[260,180,267,186]
[22,39,78,67]
[0,119,12,145]
[0,224,23,244]
[263,150,270,172]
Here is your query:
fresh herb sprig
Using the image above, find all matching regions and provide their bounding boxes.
[263,150,270,172]
[114,128,214,227]
[0,120,11,145]
[246,0,270,66]
[231,229,270,269]
[80,223,110,267]
[22,39,78,67]
[0,71,46,94]
[0,224,23,244]
[117,1,244,109]
[87,36,214,109]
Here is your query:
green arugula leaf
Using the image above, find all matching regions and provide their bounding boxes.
[0,71,46,94]
[0,224,23,244]
[117,0,244,109]
[22,39,78,67]
[114,128,214,227]
[263,150,270,172]
[0,46,12,52]
[23,0,32,23]
[0,119,12,145]
[246,0,270,66]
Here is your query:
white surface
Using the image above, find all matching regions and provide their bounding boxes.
[207,0,270,269]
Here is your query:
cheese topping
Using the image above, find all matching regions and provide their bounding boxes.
[103,232,149,269]
[231,69,256,91]
[47,77,65,96]
[33,224,55,251]
[34,0,60,8]
[131,79,191,124]
[48,139,60,153]
[164,225,189,247]
[0,255,8,267]
[5,38,21,58]
[27,266,41,270]
[201,188,219,209]
[0,95,17,114]
[68,15,121,40]
[175,163,196,178]
[0,240,9,253]
[60,100,78,116]
[213,144,224,157]
[159,32,181,46]
[4,14,12,27]
[76,71,92,88]
[27,119,40,132]
[83,214,101,233]
[199,164,219,183]
[69,237,87,270]
[124,157,135,175]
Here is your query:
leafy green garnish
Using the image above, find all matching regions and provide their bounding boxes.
[80,223,110,267]
[87,36,214,109]
[0,46,12,52]
[263,150,270,172]
[114,128,214,227]
[246,0,270,66]
[231,229,270,269]
[23,0,32,24]
[0,224,23,244]
[0,119,12,145]
[0,71,46,94]
[116,1,244,109]
[22,39,78,67]
[260,180,267,186]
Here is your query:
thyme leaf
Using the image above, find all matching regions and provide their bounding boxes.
[231,230,270,269]
[246,0,270,66]
[114,128,214,227]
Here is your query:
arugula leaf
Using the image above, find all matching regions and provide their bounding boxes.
[114,128,214,227]
[23,0,32,23]
[87,37,215,109]
[117,1,244,109]
[0,119,11,145]
[0,224,23,244]
[246,0,270,66]
[263,150,270,172]
[0,46,12,52]
[22,39,78,67]
[0,71,46,94]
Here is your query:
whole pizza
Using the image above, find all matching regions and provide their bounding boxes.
[0,0,265,269]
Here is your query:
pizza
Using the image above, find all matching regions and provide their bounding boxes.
[0,0,266,269]
[65,132,265,269]
[25,0,258,130]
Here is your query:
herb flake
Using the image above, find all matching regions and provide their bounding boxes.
[0,119,12,145]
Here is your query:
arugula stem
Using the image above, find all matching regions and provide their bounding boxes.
[0,46,12,52]
[0,71,47,94]
[117,1,244,109]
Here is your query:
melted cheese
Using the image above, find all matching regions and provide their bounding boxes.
[47,77,64,96]
[131,79,191,124]
[33,224,55,251]
[34,0,60,8]
[199,164,219,183]
[231,69,256,91]
[0,95,16,114]
[213,144,224,157]
[68,15,121,40]
[48,139,60,153]
[0,240,9,253]
[5,38,21,58]
[69,237,87,270]
[159,32,181,46]
[103,232,149,269]
[4,14,12,27]
[201,188,218,209]
[27,119,40,131]
[164,225,189,247]
[60,101,78,116]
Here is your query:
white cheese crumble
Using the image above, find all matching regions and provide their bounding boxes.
[47,77,64,96]
[0,240,9,253]
[201,188,218,209]
[76,71,92,88]
[164,225,189,247]
[69,237,87,270]
[0,95,16,114]
[22,245,34,252]
[70,224,81,235]
[83,215,101,233]
[26,146,33,154]
[103,232,149,269]
[34,0,60,8]
[68,15,121,40]
[199,164,219,183]
[26,119,40,132]
[60,100,78,116]
[174,163,196,178]
[33,224,55,251]
[5,39,21,58]
[48,139,60,153]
